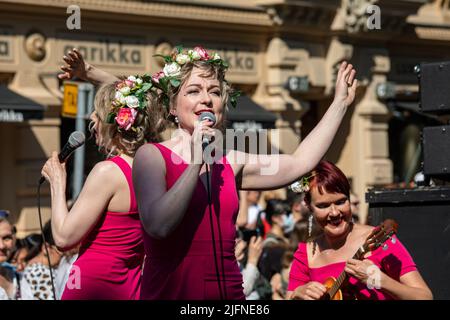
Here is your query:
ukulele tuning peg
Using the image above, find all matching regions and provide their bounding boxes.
[391,237,397,244]
[382,244,389,251]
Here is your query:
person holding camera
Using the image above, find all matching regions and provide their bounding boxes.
[235,235,264,299]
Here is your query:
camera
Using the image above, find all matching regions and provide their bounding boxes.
[240,228,262,243]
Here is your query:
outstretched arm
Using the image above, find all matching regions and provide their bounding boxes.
[234,61,357,190]
[58,48,119,85]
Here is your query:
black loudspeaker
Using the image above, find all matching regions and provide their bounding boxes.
[367,187,450,300]
[423,125,450,176]
[420,63,450,178]
[420,61,450,114]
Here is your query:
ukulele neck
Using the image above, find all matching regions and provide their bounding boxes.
[328,246,365,298]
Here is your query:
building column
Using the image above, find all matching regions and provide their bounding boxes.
[256,36,310,154]
[352,53,393,223]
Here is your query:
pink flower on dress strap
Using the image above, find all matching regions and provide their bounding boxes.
[115,107,137,131]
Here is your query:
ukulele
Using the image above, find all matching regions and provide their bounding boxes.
[322,219,399,300]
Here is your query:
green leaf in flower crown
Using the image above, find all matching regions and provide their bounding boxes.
[175,45,184,54]
[159,77,169,93]
[169,78,180,87]
[141,82,152,92]
[230,96,237,108]
[153,54,173,64]
[162,95,170,109]
[229,90,242,108]
[106,112,116,124]
[138,96,145,110]
[142,74,152,81]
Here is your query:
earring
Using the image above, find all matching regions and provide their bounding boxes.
[308,214,313,237]
[174,116,179,124]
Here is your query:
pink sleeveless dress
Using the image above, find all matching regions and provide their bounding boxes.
[288,236,417,300]
[61,156,144,300]
[140,143,245,300]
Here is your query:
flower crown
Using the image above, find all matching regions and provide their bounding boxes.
[289,172,317,193]
[106,75,153,131]
[151,45,241,111]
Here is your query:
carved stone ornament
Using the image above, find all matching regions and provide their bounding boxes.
[24,32,46,62]
[344,0,377,33]
[154,42,173,67]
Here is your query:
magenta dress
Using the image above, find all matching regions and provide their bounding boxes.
[61,156,144,300]
[288,235,417,300]
[140,143,245,300]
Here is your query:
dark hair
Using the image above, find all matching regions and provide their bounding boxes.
[24,221,55,263]
[264,199,290,226]
[289,220,310,249]
[304,160,350,206]
[286,190,305,208]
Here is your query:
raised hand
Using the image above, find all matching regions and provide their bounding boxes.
[344,258,379,286]
[247,236,263,266]
[234,238,247,262]
[190,119,215,164]
[41,151,67,188]
[334,61,357,107]
[58,48,89,81]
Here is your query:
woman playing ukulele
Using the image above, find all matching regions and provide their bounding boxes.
[286,161,432,300]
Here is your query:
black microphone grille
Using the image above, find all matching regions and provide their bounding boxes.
[199,112,216,124]
[68,131,86,148]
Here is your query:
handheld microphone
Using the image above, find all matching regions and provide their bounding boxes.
[39,131,86,184]
[199,111,216,147]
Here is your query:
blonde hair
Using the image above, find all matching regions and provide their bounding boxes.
[148,60,234,135]
[90,82,159,157]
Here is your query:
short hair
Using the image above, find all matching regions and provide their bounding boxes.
[264,199,290,226]
[304,160,350,205]
[24,221,55,262]
[286,189,305,207]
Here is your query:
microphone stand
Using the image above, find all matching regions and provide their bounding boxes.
[37,181,57,300]
[204,147,226,300]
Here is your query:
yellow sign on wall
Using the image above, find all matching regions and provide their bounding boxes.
[62,82,78,117]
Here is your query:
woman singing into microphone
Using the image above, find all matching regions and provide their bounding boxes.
[131,46,358,300]
[40,77,157,299]
[59,46,358,300]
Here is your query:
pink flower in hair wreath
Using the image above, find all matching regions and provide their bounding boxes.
[115,107,137,131]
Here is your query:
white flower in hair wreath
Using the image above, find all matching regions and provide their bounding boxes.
[289,173,316,193]
[152,45,241,110]
[106,75,153,131]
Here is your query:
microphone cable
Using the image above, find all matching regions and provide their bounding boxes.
[205,162,226,300]
[37,180,57,300]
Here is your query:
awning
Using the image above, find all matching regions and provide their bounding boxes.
[227,95,277,130]
[0,85,45,122]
